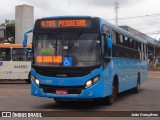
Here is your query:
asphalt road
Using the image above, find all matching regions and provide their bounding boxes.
[0,71,160,120]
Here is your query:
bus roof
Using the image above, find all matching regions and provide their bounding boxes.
[0,44,32,48]
[35,16,147,44]
[42,16,95,19]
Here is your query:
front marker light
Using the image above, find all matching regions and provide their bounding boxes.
[31,75,36,81]
[85,80,92,88]
[93,76,99,83]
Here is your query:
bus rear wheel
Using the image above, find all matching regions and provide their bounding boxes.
[25,72,31,84]
[133,74,140,93]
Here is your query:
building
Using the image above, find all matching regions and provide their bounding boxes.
[15,4,34,44]
[0,26,6,43]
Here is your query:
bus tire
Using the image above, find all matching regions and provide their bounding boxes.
[25,72,31,84]
[107,80,118,105]
[133,74,140,93]
[101,77,118,105]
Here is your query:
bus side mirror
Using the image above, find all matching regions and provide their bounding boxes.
[23,29,33,53]
[23,34,28,48]
[106,37,112,49]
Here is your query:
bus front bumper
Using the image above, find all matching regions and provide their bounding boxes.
[31,79,112,99]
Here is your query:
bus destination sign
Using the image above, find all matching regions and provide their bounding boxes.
[40,19,91,28]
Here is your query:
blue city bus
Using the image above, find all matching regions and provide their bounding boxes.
[23,16,148,104]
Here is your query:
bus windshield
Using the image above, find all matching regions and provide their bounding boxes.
[34,33,101,67]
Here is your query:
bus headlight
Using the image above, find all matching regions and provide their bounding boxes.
[85,76,100,88]
[35,79,40,86]
[86,80,92,88]
[31,75,40,86]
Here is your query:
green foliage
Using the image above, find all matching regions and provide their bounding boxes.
[1,19,15,43]
[156,63,160,68]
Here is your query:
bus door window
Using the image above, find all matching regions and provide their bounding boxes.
[112,30,117,44]
[112,30,118,57]
[105,34,112,57]
[102,33,111,67]
[102,25,111,57]
[0,48,11,61]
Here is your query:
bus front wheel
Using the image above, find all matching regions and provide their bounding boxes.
[101,80,118,105]
[107,81,118,105]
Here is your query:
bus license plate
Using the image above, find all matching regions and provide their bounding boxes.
[55,90,68,94]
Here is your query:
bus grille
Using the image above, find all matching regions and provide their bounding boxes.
[36,70,87,77]
[40,84,84,94]
[32,65,101,78]
[34,68,88,77]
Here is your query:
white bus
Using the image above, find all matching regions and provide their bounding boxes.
[0,44,32,83]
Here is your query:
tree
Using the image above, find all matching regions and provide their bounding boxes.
[1,19,15,43]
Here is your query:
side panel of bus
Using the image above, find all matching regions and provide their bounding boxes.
[110,58,148,93]
[0,61,31,79]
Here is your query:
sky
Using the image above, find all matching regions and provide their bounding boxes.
[0,0,160,39]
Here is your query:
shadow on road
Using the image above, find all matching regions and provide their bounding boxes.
[0,80,28,84]
[34,88,146,111]
[35,101,107,111]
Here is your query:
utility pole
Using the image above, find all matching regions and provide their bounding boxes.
[114,0,119,25]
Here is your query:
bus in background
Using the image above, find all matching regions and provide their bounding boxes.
[0,44,32,83]
[23,16,148,104]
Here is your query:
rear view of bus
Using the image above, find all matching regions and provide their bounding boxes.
[23,16,148,104]
[0,44,32,83]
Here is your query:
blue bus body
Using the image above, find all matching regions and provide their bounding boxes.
[24,16,148,103]
[31,59,147,98]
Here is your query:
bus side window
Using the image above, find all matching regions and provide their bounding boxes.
[103,25,110,35]
[112,31,117,44]
[119,34,124,46]
[102,34,106,55]
[12,48,30,61]
[0,48,11,61]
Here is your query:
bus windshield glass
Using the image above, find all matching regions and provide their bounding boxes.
[34,33,101,67]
